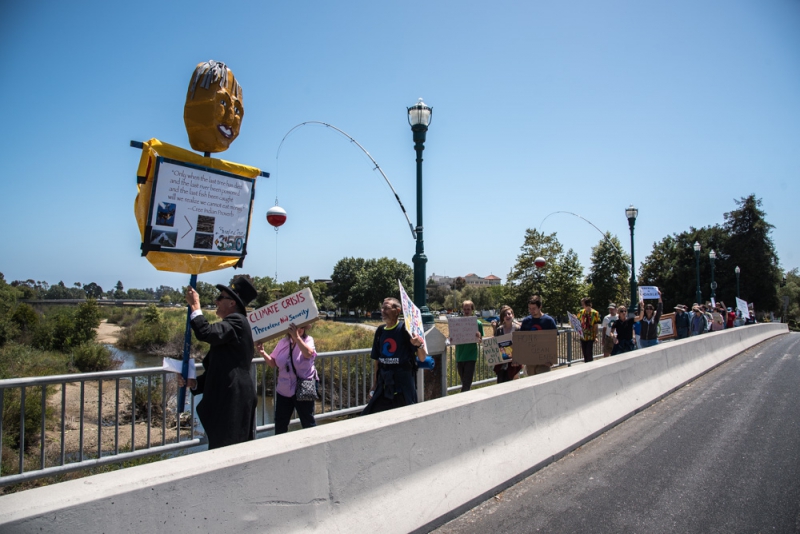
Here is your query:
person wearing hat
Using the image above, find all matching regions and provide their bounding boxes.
[601,303,619,357]
[675,304,691,339]
[180,276,258,449]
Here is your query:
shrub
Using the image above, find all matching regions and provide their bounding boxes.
[1,384,51,450]
[128,376,167,424]
[142,304,162,325]
[72,299,101,345]
[72,343,121,373]
[10,304,38,331]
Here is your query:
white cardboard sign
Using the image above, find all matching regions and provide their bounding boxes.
[638,286,660,300]
[248,288,319,342]
[448,316,480,345]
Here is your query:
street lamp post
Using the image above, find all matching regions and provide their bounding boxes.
[709,249,717,301]
[694,242,702,304]
[625,205,638,318]
[408,98,433,327]
[735,266,740,299]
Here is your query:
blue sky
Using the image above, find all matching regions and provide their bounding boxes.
[1,1,798,295]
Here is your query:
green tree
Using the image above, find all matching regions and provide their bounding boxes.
[249,275,278,307]
[0,273,21,345]
[587,233,631,309]
[547,249,586,322]
[45,281,84,299]
[351,258,413,311]
[72,299,101,345]
[485,285,507,311]
[505,229,565,316]
[426,280,452,311]
[778,268,799,326]
[639,225,729,310]
[83,282,104,299]
[155,285,182,304]
[127,288,155,300]
[330,257,367,310]
[114,280,126,299]
[723,195,781,311]
[452,277,467,291]
[194,281,218,307]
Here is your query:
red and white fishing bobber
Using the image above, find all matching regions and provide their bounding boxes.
[534,257,546,269]
[266,205,287,228]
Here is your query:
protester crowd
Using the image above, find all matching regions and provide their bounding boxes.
[179,278,758,449]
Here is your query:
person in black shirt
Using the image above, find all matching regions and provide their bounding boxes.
[610,304,643,354]
[361,298,426,415]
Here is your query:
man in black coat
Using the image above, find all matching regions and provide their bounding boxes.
[181,276,257,449]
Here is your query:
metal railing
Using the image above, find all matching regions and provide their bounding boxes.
[0,330,601,487]
[0,348,374,487]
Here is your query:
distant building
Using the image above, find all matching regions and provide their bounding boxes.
[429,273,502,288]
[429,273,455,287]
[464,273,502,287]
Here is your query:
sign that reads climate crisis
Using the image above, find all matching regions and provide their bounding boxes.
[248,288,319,342]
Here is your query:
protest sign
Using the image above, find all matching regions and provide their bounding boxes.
[638,286,660,300]
[567,311,583,337]
[448,316,480,345]
[248,288,319,342]
[399,280,427,352]
[735,297,749,313]
[134,140,262,275]
[482,334,513,367]
[511,330,557,366]
[657,312,676,340]
[143,158,255,258]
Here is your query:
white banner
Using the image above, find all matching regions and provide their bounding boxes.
[735,297,749,313]
[248,288,319,342]
[638,286,660,300]
[148,159,253,255]
[399,280,427,352]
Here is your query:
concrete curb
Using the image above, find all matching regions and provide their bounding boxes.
[0,324,787,533]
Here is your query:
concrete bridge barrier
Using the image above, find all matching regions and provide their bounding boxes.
[0,323,787,533]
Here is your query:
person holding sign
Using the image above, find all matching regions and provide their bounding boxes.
[454,300,484,393]
[519,295,558,374]
[362,298,427,415]
[179,277,257,449]
[257,324,318,434]
[638,290,663,348]
[492,305,522,382]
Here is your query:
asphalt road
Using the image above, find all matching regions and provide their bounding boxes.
[432,332,800,534]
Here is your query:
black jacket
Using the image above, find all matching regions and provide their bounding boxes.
[639,303,663,341]
[191,312,256,449]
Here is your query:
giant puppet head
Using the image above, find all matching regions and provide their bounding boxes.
[183,60,244,153]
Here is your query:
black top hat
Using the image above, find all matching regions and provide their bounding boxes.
[215,276,258,314]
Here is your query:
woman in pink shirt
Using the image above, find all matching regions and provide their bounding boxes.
[257,323,318,434]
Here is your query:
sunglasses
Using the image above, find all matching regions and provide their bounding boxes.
[215,295,234,302]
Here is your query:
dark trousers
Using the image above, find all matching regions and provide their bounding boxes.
[457,360,477,392]
[581,340,595,362]
[274,392,316,435]
[366,393,409,414]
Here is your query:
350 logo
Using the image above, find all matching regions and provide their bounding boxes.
[215,235,244,252]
